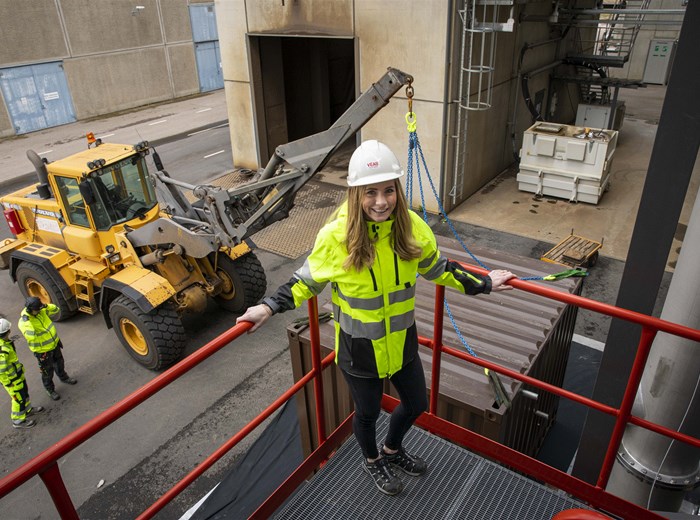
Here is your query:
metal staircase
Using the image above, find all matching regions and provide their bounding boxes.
[567,0,653,68]
[558,0,684,105]
[566,0,652,104]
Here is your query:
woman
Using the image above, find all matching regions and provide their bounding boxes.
[237,140,515,496]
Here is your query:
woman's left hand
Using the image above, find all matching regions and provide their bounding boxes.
[488,269,516,291]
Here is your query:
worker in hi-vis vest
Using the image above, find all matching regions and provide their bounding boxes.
[19,297,77,401]
[0,318,44,429]
[237,141,515,496]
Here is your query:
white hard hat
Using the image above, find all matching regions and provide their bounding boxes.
[0,318,10,336]
[347,140,404,187]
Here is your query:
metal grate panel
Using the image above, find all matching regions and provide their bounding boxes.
[186,172,346,259]
[274,413,592,519]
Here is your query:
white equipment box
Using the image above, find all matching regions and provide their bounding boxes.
[643,39,677,85]
[517,122,618,204]
[575,101,625,131]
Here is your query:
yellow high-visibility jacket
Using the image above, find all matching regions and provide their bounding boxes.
[19,304,60,353]
[0,337,23,387]
[264,209,491,378]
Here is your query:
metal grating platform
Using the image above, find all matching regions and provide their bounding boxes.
[187,172,346,259]
[252,181,345,259]
[273,413,592,519]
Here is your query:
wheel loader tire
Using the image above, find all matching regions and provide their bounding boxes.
[16,262,76,321]
[214,252,267,313]
[109,295,186,371]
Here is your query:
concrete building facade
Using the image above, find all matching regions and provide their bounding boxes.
[0,0,219,138]
[215,0,685,213]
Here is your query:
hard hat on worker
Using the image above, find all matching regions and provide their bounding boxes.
[25,296,44,312]
[0,318,10,336]
[347,140,404,187]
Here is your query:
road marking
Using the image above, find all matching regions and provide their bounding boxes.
[572,333,605,351]
[188,127,212,137]
[98,133,114,139]
[37,150,53,156]
[149,119,167,126]
[204,150,225,159]
[196,107,212,113]
[187,122,230,137]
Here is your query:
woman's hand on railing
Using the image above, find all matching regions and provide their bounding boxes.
[236,304,273,333]
[488,269,516,291]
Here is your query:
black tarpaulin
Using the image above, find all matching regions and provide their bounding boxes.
[190,397,303,520]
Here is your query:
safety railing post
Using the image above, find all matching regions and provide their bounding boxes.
[38,462,79,520]
[597,325,658,489]
[430,285,446,415]
[308,297,327,444]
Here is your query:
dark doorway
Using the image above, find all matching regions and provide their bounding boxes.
[248,36,355,163]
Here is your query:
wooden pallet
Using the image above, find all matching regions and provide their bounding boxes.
[541,232,603,268]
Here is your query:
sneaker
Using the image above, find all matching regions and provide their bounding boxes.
[12,419,36,429]
[61,377,77,385]
[27,406,45,416]
[383,446,427,476]
[48,390,60,401]
[362,457,403,496]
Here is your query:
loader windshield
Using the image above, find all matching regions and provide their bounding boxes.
[87,155,157,230]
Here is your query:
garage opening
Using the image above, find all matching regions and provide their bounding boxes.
[248,35,356,168]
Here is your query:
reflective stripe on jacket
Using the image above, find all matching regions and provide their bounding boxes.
[264,209,491,378]
[18,304,60,353]
[0,337,23,387]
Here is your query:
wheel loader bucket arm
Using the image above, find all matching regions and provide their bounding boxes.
[162,67,413,247]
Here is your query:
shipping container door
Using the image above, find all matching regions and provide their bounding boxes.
[190,3,223,92]
[0,62,75,134]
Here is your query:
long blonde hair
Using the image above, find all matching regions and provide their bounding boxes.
[343,180,421,271]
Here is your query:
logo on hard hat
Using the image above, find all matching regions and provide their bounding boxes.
[367,161,379,168]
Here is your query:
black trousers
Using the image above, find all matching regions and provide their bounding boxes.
[34,342,69,392]
[341,355,428,460]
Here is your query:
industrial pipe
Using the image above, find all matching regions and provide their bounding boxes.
[606,190,700,510]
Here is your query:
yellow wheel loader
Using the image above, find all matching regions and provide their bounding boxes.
[0,68,412,370]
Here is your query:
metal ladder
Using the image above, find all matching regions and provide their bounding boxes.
[452,0,513,204]
[74,274,98,314]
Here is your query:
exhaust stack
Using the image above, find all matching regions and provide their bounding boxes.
[26,150,52,199]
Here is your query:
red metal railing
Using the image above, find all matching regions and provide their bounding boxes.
[1,267,699,519]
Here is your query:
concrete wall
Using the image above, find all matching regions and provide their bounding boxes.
[0,0,68,64]
[357,1,450,213]
[0,0,207,137]
[218,0,454,212]
[216,0,588,213]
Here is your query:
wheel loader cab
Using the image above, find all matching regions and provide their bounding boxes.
[48,146,159,260]
[79,155,158,231]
